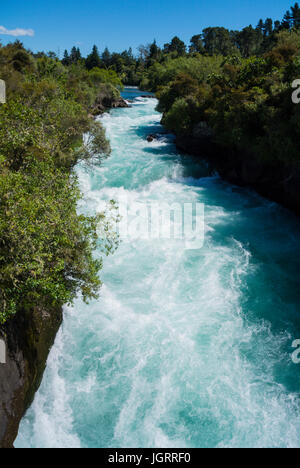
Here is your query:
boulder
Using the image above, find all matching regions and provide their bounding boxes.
[147,134,156,142]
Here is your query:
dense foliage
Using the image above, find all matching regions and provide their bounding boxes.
[1,2,300,322]
[57,2,300,164]
[134,3,300,164]
[0,42,119,324]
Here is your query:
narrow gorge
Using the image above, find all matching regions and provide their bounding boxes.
[13,90,300,448]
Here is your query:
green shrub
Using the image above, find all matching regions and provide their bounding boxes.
[0,41,116,324]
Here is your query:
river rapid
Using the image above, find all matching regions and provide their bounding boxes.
[16,88,300,448]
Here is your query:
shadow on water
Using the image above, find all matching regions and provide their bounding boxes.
[131,123,164,139]
[143,146,178,157]
[121,89,155,101]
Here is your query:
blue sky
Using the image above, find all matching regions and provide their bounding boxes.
[1,0,294,57]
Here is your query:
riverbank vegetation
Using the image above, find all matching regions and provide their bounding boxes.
[59,3,300,165]
[134,3,300,165]
[1,2,300,323]
[0,42,121,324]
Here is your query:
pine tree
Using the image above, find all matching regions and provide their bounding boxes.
[128,47,134,59]
[274,20,281,31]
[86,45,101,70]
[101,47,111,67]
[257,19,264,32]
[149,40,159,59]
[70,46,77,64]
[291,2,300,28]
[76,48,82,61]
[62,49,70,66]
[282,10,292,29]
[264,18,273,37]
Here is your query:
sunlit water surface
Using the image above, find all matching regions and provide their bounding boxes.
[16,89,300,448]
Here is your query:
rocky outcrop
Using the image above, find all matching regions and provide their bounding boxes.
[91,94,129,116]
[176,124,300,215]
[0,305,62,448]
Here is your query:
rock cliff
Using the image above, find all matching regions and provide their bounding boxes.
[0,305,62,448]
[176,125,300,215]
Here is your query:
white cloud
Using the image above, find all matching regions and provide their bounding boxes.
[0,26,34,37]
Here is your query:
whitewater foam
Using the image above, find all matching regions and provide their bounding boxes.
[16,92,300,448]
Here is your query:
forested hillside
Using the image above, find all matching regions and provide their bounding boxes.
[0,42,122,324]
[58,3,300,168]
[2,2,300,323]
[133,3,300,167]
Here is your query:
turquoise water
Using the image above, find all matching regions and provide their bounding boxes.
[16,90,300,448]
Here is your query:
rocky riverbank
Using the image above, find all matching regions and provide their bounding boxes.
[0,305,62,448]
[90,85,129,116]
[175,125,300,216]
[0,87,122,449]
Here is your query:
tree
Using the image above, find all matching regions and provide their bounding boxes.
[189,34,205,54]
[86,45,101,70]
[145,40,161,67]
[274,20,281,32]
[291,2,300,27]
[202,27,236,56]
[69,46,81,64]
[149,40,159,59]
[257,19,264,33]
[264,18,273,37]
[127,47,134,60]
[282,10,293,29]
[62,49,70,66]
[138,44,150,62]
[0,42,120,323]
[101,47,111,67]
[164,36,186,55]
[236,26,261,57]
[47,51,57,60]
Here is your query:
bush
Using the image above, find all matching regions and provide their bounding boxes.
[89,68,123,88]
[0,41,116,324]
[0,161,102,323]
[162,98,193,135]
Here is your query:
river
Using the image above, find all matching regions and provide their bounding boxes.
[16,88,300,448]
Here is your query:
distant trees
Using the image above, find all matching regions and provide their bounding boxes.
[101,47,111,67]
[282,2,300,29]
[62,47,82,65]
[70,46,82,63]
[189,35,205,54]
[291,2,300,27]
[164,36,186,56]
[202,27,238,56]
[59,2,300,87]
[86,45,102,70]
[234,26,262,57]
[149,40,160,60]
[264,18,273,37]
[62,49,70,65]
